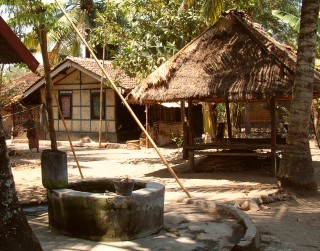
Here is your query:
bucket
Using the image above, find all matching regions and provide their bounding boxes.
[113,180,135,196]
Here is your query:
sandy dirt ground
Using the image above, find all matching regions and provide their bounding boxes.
[8,139,320,251]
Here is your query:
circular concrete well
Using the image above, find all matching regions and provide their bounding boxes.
[47,178,165,241]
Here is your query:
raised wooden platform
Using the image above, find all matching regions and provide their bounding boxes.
[186,138,285,175]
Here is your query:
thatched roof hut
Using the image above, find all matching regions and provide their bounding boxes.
[129,10,320,103]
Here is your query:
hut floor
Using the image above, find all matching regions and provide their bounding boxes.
[195,150,274,172]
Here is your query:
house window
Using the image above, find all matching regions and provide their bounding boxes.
[59,91,72,119]
[91,90,105,119]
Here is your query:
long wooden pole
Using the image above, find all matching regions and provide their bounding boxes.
[99,43,106,147]
[145,104,149,148]
[56,0,191,198]
[52,85,84,179]
[270,97,277,175]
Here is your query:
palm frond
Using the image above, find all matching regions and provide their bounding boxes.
[202,0,224,24]
[272,10,300,32]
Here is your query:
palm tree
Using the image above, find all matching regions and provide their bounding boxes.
[272,9,320,59]
[278,0,319,196]
[48,0,104,62]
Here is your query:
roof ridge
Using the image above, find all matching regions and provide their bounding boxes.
[66,56,113,64]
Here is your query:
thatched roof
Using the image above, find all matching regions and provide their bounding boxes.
[129,10,320,103]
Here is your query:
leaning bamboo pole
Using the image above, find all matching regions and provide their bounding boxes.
[56,0,191,198]
[145,104,149,148]
[51,85,84,179]
[98,50,105,148]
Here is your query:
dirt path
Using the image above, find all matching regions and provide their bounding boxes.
[9,139,320,250]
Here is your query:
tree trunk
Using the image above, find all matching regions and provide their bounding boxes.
[278,0,319,196]
[38,25,58,150]
[0,115,43,250]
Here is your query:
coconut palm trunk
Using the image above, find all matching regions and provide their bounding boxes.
[278,0,319,196]
[0,115,43,250]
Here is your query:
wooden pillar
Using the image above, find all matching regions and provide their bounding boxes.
[270,97,277,175]
[226,98,232,139]
[245,103,251,135]
[188,99,195,170]
[181,101,188,159]
[145,104,149,148]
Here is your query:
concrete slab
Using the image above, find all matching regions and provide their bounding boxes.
[26,202,245,251]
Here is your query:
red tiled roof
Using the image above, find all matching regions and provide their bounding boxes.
[1,69,43,103]
[66,56,136,89]
[22,57,136,99]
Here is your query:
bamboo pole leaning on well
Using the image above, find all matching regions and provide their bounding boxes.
[55,0,191,198]
[52,84,84,179]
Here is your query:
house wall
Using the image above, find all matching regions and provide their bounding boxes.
[149,121,182,146]
[48,68,118,142]
[241,101,290,127]
[238,101,290,137]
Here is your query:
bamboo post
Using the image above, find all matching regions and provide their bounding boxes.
[145,104,149,148]
[226,98,232,139]
[245,103,251,135]
[187,99,195,171]
[270,97,277,175]
[99,78,104,147]
[181,101,188,159]
[56,0,191,198]
[99,44,106,148]
[52,85,84,179]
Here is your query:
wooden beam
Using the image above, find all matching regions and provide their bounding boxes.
[226,98,232,139]
[270,97,276,147]
[188,100,194,145]
[145,105,149,148]
[181,101,188,159]
[188,99,195,170]
[270,97,277,174]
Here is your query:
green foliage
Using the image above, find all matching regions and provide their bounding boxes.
[230,0,301,47]
[0,0,62,63]
[272,10,301,31]
[202,0,223,24]
[314,99,320,114]
[91,0,206,80]
[0,0,103,65]
[0,0,59,32]
[183,0,301,51]
[216,103,226,123]
[272,9,320,61]
[172,130,184,148]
